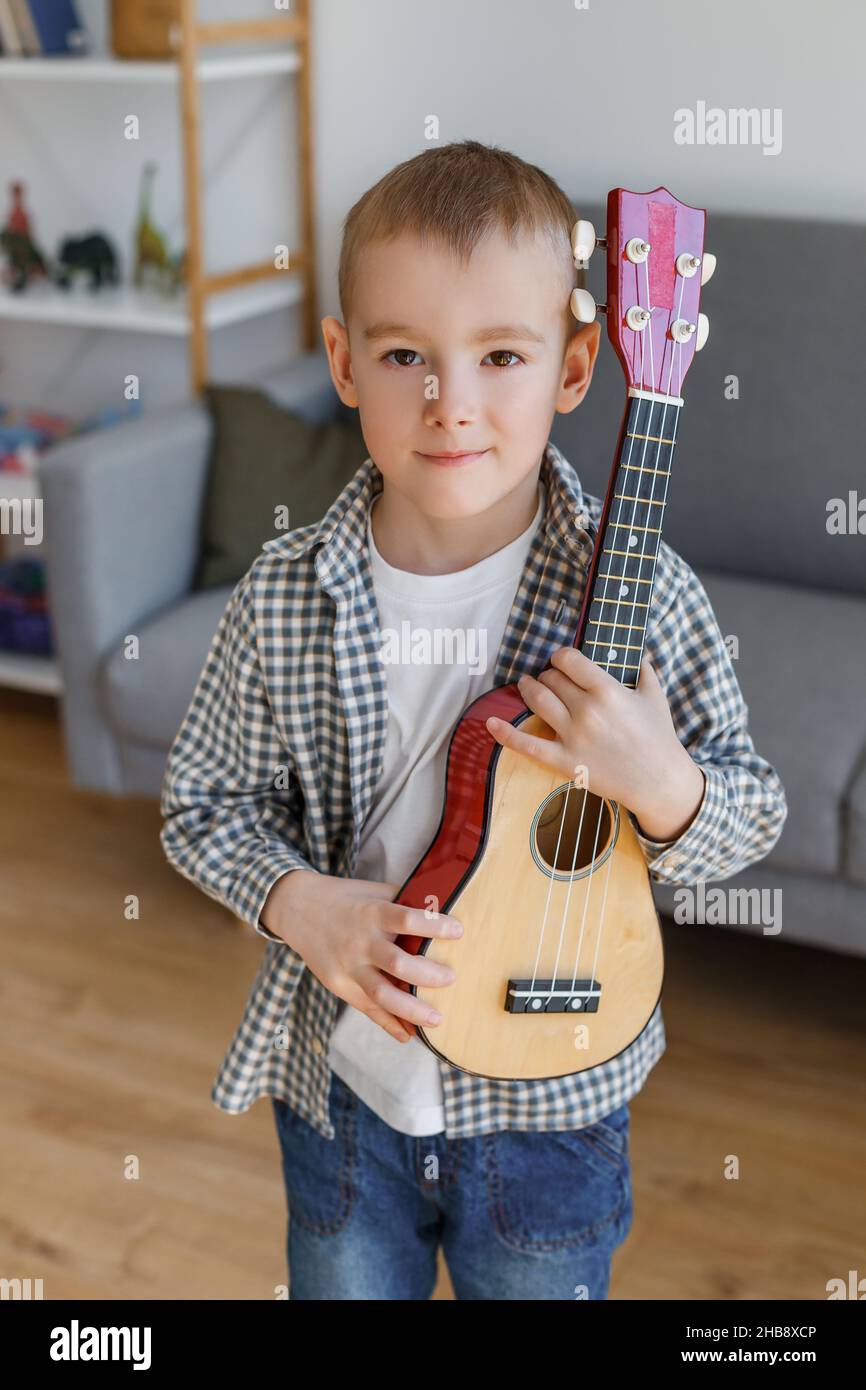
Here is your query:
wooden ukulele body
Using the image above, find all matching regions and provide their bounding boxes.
[394,703,664,1079]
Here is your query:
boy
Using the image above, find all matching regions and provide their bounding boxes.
[160,140,787,1300]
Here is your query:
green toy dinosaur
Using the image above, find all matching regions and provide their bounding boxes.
[133,161,185,294]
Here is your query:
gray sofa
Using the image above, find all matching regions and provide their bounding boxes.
[39,208,866,957]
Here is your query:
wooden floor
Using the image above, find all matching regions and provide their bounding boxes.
[2,687,864,1301]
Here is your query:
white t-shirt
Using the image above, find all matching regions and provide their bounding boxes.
[327,482,545,1135]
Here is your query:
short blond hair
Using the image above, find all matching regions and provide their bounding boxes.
[338,139,577,341]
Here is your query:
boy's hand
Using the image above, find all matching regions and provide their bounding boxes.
[260,870,463,1043]
[486,647,706,842]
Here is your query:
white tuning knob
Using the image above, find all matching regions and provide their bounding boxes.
[700,252,717,285]
[570,287,598,323]
[676,252,701,278]
[625,305,652,332]
[695,312,710,350]
[670,318,696,344]
[571,219,597,265]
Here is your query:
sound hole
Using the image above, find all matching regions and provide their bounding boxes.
[534,787,613,874]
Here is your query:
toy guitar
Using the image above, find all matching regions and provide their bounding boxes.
[392,185,714,1080]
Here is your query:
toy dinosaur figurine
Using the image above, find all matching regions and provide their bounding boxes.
[55,233,119,291]
[0,182,49,292]
[133,161,185,293]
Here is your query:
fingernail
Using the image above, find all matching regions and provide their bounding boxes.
[428,1011,443,1025]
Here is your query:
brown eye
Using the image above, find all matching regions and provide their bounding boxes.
[385,349,421,367]
[486,350,521,368]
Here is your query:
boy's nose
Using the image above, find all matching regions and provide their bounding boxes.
[422,401,478,431]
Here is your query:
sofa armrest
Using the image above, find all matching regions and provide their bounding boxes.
[39,350,342,794]
[39,401,213,791]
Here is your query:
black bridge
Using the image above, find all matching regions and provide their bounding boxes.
[505,978,601,1014]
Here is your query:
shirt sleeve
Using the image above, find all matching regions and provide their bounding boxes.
[625,549,788,883]
[159,565,317,943]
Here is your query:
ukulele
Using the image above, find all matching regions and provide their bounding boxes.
[392,185,714,1080]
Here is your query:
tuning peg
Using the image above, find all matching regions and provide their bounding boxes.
[571,219,597,265]
[570,287,599,323]
[626,238,651,265]
[625,305,652,332]
[695,312,710,350]
[700,252,717,285]
[670,318,696,344]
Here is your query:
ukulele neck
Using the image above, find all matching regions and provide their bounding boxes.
[574,391,682,690]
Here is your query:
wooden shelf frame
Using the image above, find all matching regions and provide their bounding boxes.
[177,0,318,392]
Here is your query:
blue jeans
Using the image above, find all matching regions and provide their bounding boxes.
[272,1070,633,1300]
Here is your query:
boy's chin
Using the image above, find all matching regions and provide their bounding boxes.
[402,481,517,525]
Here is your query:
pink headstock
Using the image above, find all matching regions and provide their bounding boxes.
[572,186,711,399]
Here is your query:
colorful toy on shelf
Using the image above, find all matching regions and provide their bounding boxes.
[133,162,185,294]
[0,557,53,658]
[1,182,119,294]
[0,400,142,477]
[54,232,120,291]
[0,182,50,293]
[0,404,77,474]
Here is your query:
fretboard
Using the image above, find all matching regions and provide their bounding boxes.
[575,393,682,689]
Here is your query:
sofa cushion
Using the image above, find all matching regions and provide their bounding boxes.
[102,585,234,748]
[694,567,866,879]
[194,384,368,590]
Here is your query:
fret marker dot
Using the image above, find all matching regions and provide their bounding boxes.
[628,533,638,547]
[619,584,629,596]
[608,648,618,661]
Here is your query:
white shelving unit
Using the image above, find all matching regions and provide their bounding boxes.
[0,650,61,696]
[0,3,317,697]
[0,51,301,84]
[0,40,309,349]
[0,275,304,334]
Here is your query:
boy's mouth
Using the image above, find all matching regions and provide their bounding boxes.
[415,449,490,467]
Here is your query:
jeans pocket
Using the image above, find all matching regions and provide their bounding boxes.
[272,1086,357,1237]
[482,1113,631,1254]
[570,1103,630,1172]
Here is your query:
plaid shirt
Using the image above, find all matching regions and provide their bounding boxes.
[160,440,787,1140]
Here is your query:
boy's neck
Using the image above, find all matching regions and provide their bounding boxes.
[370,462,543,576]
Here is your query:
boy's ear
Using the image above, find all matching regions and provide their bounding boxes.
[321,315,360,409]
[555,320,601,414]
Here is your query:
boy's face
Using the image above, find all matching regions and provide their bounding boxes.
[322,227,600,522]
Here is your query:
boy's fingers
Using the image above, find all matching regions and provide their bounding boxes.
[638,653,661,684]
[366,1007,412,1043]
[371,936,456,989]
[516,672,571,731]
[337,978,411,1042]
[637,654,669,706]
[357,967,444,1030]
[549,645,610,690]
[486,715,565,774]
[382,901,464,939]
